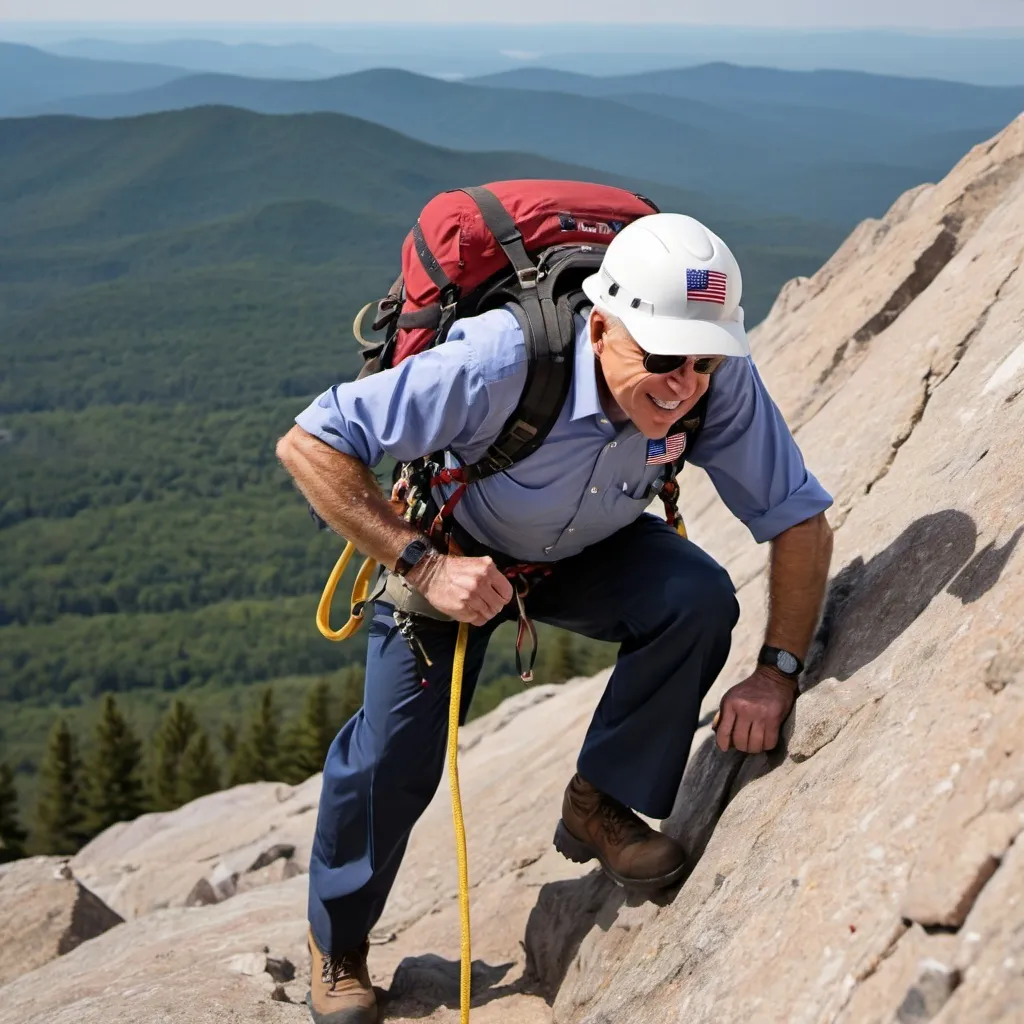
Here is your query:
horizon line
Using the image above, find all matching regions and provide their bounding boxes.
[3,20,1024,34]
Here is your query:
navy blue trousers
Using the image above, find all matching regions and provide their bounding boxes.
[308,513,738,953]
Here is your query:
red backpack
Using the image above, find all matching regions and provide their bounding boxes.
[355,180,659,482]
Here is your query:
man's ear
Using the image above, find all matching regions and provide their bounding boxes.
[589,310,609,357]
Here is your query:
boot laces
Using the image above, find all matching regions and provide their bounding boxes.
[598,796,649,846]
[321,949,363,989]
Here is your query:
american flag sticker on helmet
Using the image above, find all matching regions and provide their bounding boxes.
[686,268,728,304]
[646,432,687,465]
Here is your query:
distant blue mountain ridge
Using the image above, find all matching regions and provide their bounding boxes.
[0,42,186,110]
[9,50,1019,227]
[7,25,1024,85]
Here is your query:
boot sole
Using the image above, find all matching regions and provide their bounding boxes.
[305,990,379,1024]
[553,820,687,892]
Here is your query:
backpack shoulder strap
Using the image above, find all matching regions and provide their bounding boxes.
[461,286,575,482]
[456,189,579,483]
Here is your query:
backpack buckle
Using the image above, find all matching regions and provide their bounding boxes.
[438,285,459,316]
[516,266,540,289]
[484,450,515,472]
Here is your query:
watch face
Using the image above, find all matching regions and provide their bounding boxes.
[396,539,429,575]
[776,650,799,675]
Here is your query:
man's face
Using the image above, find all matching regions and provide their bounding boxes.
[590,310,712,439]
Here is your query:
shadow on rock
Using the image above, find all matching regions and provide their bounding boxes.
[947,526,1023,605]
[802,509,981,689]
[383,955,520,1017]
[522,869,618,1003]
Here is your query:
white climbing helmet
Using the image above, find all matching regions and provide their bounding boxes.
[582,212,750,357]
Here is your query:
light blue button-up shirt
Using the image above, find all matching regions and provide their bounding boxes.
[296,308,832,562]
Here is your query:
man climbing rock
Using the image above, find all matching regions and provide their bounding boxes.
[276,211,834,1024]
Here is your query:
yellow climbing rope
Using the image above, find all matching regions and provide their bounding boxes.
[315,541,378,642]
[449,621,472,1024]
[317,542,473,1024]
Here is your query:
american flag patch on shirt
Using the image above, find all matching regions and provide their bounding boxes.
[686,268,728,304]
[646,432,687,465]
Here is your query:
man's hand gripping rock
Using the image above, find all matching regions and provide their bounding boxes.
[713,667,797,755]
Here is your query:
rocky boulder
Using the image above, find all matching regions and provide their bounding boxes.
[0,857,123,987]
[70,775,318,918]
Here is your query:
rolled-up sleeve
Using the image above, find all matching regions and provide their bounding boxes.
[688,355,833,542]
[294,309,525,467]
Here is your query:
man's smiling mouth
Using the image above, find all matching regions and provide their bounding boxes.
[649,396,681,411]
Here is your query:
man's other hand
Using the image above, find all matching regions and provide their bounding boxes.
[406,553,514,627]
[714,668,797,754]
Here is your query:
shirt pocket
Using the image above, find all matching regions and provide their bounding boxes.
[625,465,667,501]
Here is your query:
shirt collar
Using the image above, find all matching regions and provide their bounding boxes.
[570,312,604,422]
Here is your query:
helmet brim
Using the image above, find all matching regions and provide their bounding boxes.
[582,274,751,358]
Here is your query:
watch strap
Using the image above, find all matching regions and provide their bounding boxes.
[758,645,804,679]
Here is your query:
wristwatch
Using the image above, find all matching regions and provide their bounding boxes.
[758,645,804,681]
[393,537,434,578]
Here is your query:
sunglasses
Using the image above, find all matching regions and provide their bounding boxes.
[641,351,728,375]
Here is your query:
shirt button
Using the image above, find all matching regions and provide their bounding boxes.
[568,527,575,533]
[608,441,617,448]
[590,486,599,494]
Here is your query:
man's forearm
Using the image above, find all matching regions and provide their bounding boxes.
[764,512,834,663]
[275,424,421,570]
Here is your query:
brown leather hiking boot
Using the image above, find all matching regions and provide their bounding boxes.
[306,929,378,1024]
[554,773,687,891]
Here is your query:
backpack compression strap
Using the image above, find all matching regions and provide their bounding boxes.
[410,222,461,343]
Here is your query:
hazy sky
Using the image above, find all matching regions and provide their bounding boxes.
[4,0,1024,29]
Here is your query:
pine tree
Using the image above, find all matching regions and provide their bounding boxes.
[228,740,254,787]
[281,679,334,785]
[177,729,221,804]
[231,688,280,785]
[0,762,27,862]
[84,694,147,837]
[150,699,199,811]
[221,721,238,759]
[549,631,582,685]
[35,719,87,856]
